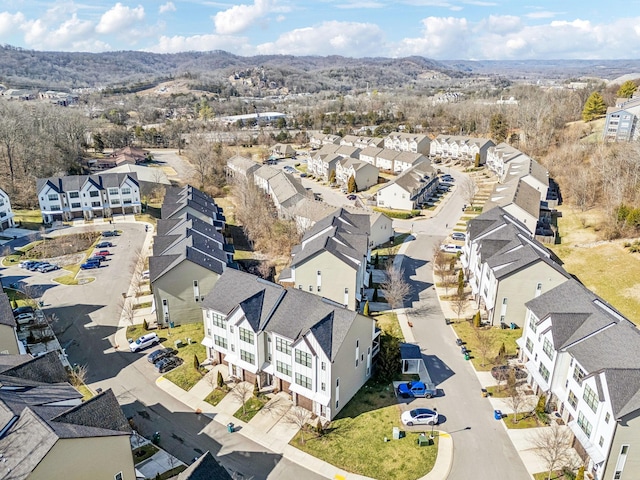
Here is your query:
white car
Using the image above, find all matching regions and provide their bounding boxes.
[401,408,439,426]
[440,244,462,254]
[129,333,159,352]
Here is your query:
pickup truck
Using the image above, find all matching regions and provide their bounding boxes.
[397,381,437,399]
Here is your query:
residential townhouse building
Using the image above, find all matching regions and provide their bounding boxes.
[162,185,226,229]
[279,208,370,311]
[482,177,541,234]
[340,135,384,149]
[335,157,379,191]
[289,197,337,234]
[0,187,15,230]
[151,188,233,326]
[226,154,260,179]
[358,146,384,166]
[201,268,380,420]
[376,159,438,211]
[0,353,135,480]
[270,143,296,159]
[392,152,429,173]
[308,153,342,180]
[369,212,394,248]
[384,132,431,155]
[376,149,401,172]
[486,143,549,200]
[603,97,640,142]
[429,135,495,165]
[519,279,640,480]
[37,173,141,223]
[266,171,310,217]
[462,207,570,326]
[253,164,281,193]
[309,133,342,149]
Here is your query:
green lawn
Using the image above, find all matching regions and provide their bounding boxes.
[502,412,539,429]
[371,311,403,340]
[371,233,410,258]
[132,444,159,464]
[451,320,521,371]
[5,289,36,309]
[233,395,269,422]
[485,385,511,398]
[204,387,229,406]
[126,323,207,391]
[291,381,438,480]
[13,209,43,230]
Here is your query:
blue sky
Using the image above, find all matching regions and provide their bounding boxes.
[0,1,638,59]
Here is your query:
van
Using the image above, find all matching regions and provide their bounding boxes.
[129,333,159,352]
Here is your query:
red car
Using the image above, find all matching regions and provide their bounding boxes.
[96,250,111,256]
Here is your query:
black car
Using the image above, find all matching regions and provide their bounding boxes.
[491,365,527,380]
[102,230,119,237]
[147,348,177,364]
[96,241,113,248]
[155,356,183,373]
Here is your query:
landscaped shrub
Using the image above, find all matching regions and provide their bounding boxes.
[363,301,370,316]
[193,354,200,370]
[473,311,481,328]
[143,319,149,331]
[217,371,224,388]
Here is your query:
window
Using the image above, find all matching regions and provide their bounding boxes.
[502,297,507,305]
[276,360,291,376]
[525,337,533,353]
[528,315,537,333]
[321,361,326,371]
[583,385,599,413]
[317,270,321,275]
[605,412,611,424]
[71,202,81,209]
[108,188,119,195]
[50,205,61,211]
[69,191,79,198]
[599,436,604,447]
[91,201,101,207]
[344,288,349,294]
[239,327,254,344]
[295,349,312,367]
[568,390,578,409]
[230,344,235,352]
[121,188,131,195]
[536,282,542,290]
[229,325,234,333]
[115,473,123,480]
[123,199,132,205]
[295,373,312,389]
[317,286,321,292]
[89,190,99,197]
[542,338,554,360]
[48,193,58,201]
[321,382,326,391]
[309,285,313,292]
[240,349,255,365]
[211,312,226,328]
[276,337,292,354]
[214,335,227,349]
[577,411,592,437]
[111,198,120,205]
[298,285,302,289]
[538,363,550,383]
[573,365,585,385]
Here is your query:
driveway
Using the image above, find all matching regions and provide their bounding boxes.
[148,148,195,184]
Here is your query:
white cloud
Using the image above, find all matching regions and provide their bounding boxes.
[149,34,249,54]
[395,16,469,58]
[481,15,521,35]
[159,2,176,14]
[526,11,560,19]
[335,1,386,8]
[214,0,274,35]
[0,12,26,36]
[256,21,386,57]
[96,2,145,35]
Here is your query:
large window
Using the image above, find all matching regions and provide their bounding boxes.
[211,312,226,328]
[539,363,550,383]
[577,411,593,438]
[240,349,255,365]
[276,337,291,354]
[295,373,312,389]
[276,360,291,376]
[583,385,599,413]
[525,337,533,353]
[214,335,227,349]
[239,327,254,344]
[573,365,585,385]
[568,390,578,409]
[69,191,79,198]
[121,187,131,195]
[542,338,554,360]
[48,193,58,201]
[295,349,312,367]
[108,188,119,196]
[71,202,81,209]
[528,314,537,333]
[89,190,99,197]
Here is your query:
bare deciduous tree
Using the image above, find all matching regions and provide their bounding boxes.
[504,371,527,424]
[473,327,495,368]
[229,381,254,416]
[69,364,88,387]
[432,244,449,280]
[285,406,312,444]
[452,286,469,319]
[380,264,411,309]
[460,175,478,207]
[532,424,575,480]
[118,297,135,325]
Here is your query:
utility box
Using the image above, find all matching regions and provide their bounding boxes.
[392,427,400,440]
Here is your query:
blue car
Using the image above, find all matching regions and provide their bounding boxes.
[80,262,99,270]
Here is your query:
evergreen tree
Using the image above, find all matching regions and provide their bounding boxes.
[347,175,357,193]
[363,300,370,316]
[616,80,638,98]
[217,371,224,388]
[582,92,607,121]
[457,269,464,296]
[473,311,481,328]
[254,378,259,397]
[576,466,585,480]
[193,354,200,370]
[490,113,508,143]
[329,169,336,184]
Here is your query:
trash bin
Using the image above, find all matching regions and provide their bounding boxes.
[494,410,502,420]
[152,431,160,444]
[227,423,234,433]
[481,388,488,397]
[464,353,470,361]
[510,322,516,330]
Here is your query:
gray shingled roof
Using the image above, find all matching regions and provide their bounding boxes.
[0,292,16,328]
[177,451,232,480]
[484,178,541,220]
[36,172,139,194]
[1,352,69,384]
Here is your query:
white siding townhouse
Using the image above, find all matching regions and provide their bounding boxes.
[384,132,431,155]
[279,208,371,311]
[429,135,495,165]
[376,159,438,211]
[335,157,379,191]
[603,96,640,142]
[0,188,15,230]
[486,143,549,200]
[461,207,571,326]
[482,177,542,235]
[359,146,384,166]
[37,172,141,223]
[202,268,380,420]
[519,279,640,480]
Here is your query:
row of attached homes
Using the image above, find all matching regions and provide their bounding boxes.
[150,186,234,327]
[429,135,495,165]
[463,206,640,479]
[376,158,440,211]
[37,172,142,223]
[603,96,640,142]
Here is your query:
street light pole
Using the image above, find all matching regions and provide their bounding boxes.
[430,408,438,439]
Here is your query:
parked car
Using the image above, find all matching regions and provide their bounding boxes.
[440,244,462,254]
[96,241,113,248]
[147,348,177,364]
[451,232,466,241]
[300,173,308,178]
[397,381,438,399]
[15,313,35,325]
[20,260,38,269]
[96,250,111,256]
[346,194,357,200]
[491,365,528,380]
[80,262,100,270]
[39,264,60,273]
[129,333,160,352]
[102,230,119,237]
[27,262,46,271]
[155,356,183,373]
[13,306,34,316]
[401,408,439,426]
